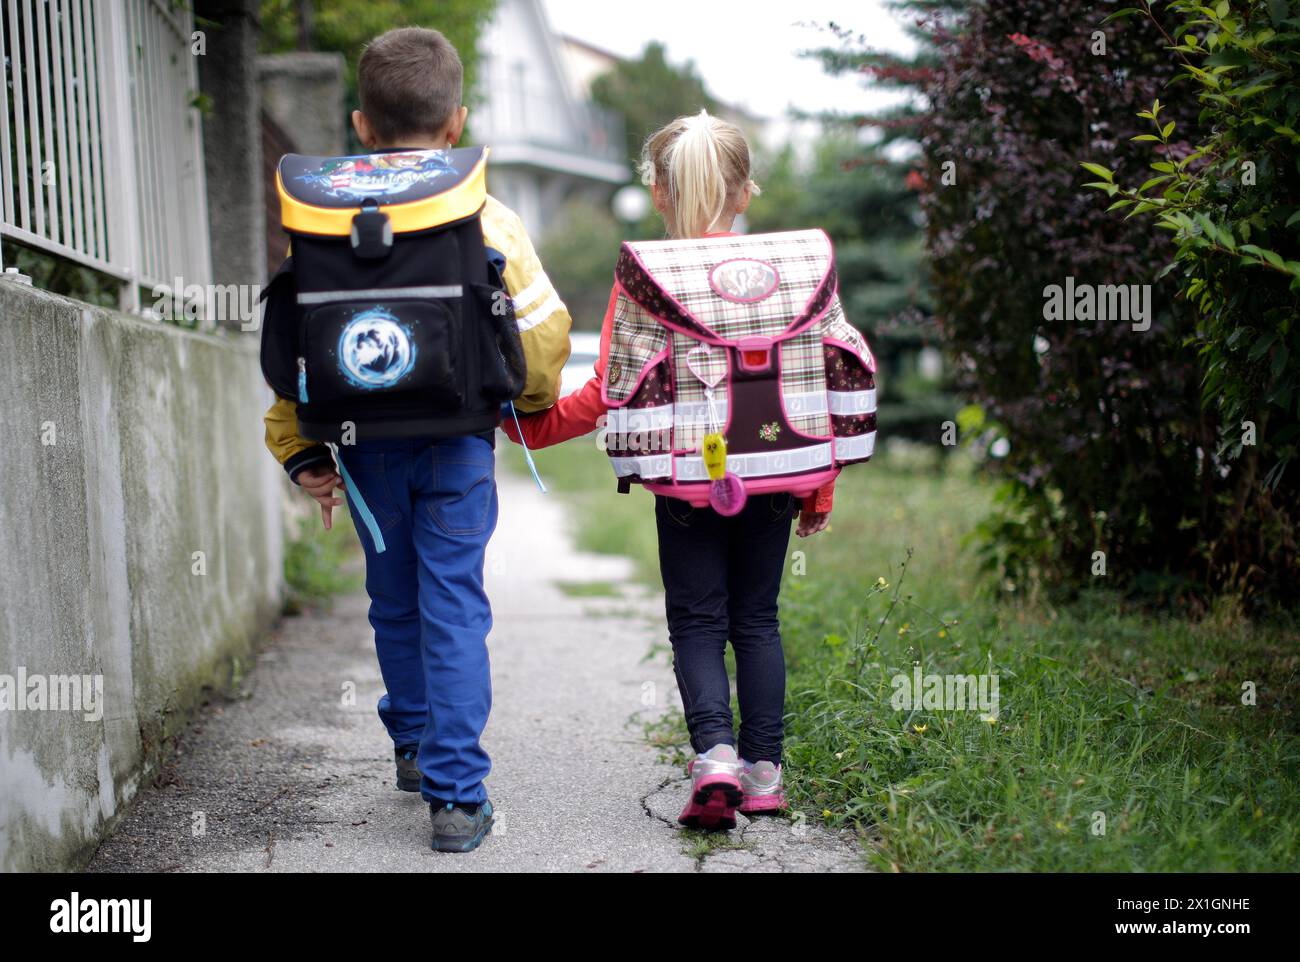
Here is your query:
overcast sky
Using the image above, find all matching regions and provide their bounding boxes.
[542,0,917,141]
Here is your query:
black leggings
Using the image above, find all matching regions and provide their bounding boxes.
[655,492,796,765]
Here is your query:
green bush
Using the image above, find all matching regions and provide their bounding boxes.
[1084,0,1300,601]
[536,199,628,332]
[901,0,1298,605]
[912,2,1212,601]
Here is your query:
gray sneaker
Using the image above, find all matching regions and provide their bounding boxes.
[739,760,786,814]
[429,800,494,853]
[394,745,420,793]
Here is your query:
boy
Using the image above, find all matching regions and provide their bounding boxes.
[261,27,571,852]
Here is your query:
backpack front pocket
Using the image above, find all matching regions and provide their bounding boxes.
[301,300,463,408]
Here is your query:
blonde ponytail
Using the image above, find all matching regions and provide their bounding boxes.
[640,110,759,239]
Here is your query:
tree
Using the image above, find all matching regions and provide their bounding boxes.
[590,42,718,169]
[537,200,627,331]
[881,0,1298,605]
[749,136,946,442]
[543,41,724,326]
[259,0,496,118]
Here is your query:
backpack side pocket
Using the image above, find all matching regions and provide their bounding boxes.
[471,281,526,403]
[259,259,300,401]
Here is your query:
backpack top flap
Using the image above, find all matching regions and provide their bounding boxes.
[276,146,488,236]
[614,229,837,345]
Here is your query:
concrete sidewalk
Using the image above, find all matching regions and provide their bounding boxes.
[88,469,866,873]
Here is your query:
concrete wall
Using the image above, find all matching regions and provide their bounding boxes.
[0,280,283,872]
[258,52,347,158]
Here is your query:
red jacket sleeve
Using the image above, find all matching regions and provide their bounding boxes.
[802,479,835,515]
[503,288,616,449]
[506,285,838,521]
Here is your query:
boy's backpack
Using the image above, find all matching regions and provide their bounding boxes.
[262,146,525,443]
[602,229,875,509]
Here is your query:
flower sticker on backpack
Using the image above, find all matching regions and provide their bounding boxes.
[758,421,781,443]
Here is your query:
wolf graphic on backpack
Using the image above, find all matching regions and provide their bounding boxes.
[261,146,526,443]
[601,229,876,510]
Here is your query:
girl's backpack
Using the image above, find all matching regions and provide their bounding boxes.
[263,146,525,443]
[602,229,875,511]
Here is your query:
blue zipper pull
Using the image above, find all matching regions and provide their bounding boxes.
[329,442,386,553]
[297,357,309,403]
[509,401,547,494]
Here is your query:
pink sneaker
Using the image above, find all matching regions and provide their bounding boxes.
[739,760,786,814]
[678,744,743,831]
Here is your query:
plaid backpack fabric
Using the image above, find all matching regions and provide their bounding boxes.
[600,229,876,506]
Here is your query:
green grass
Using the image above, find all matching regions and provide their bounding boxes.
[555,580,621,598]
[506,438,1300,871]
[282,506,364,612]
[514,437,663,582]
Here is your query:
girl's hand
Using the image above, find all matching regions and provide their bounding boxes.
[796,509,830,538]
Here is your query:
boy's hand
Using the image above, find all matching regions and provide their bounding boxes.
[796,509,830,538]
[297,465,343,530]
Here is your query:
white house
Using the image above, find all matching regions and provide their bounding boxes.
[473,0,628,237]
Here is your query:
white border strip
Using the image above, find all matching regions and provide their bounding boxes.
[828,388,877,416]
[606,404,673,434]
[834,432,875,460]
[783,390,827,417]
[676,443,833,481]
[609,453,672,478]
[297,285,462,305]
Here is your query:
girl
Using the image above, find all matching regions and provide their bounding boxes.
[505,110,835,829]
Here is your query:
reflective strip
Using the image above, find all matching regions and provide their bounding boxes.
[606,405,673,434]
[673,399,727,428]
[298,285,462,305]
[834,431,875,461]
[610,454,672,478]
[516,291,565,332]
[676,443,833,481]
[511,272,554,313]
[828,388,877,416]
[783,390,828,417]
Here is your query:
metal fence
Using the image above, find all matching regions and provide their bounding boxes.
[0,0,210,309]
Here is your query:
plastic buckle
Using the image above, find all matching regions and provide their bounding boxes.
[350,198,392,260]
[736,336,773,373]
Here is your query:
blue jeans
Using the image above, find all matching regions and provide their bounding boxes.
[336,435,497,805]
[654,492,796,765]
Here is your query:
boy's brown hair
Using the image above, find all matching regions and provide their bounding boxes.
[358,27,462,143]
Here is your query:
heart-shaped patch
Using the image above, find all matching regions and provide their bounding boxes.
[685,344,728,390]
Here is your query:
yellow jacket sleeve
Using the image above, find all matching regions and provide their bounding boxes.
[481,195,572,413]
[264,395,334,482]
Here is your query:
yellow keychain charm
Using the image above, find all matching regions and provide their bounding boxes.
[702,432,728,480]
